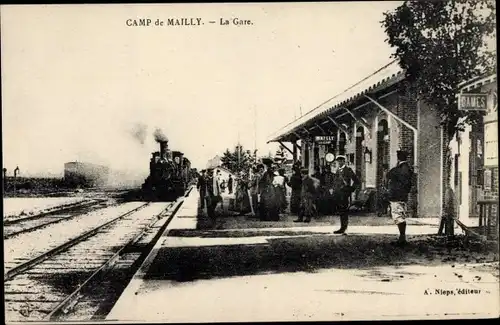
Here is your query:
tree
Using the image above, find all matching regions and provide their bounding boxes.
[220,144,254,174]
[382,0,496,235]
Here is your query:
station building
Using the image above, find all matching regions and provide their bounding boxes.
[268,60,446,219]
[449,74,498,227]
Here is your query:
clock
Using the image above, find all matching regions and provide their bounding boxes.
[325,153,335,163]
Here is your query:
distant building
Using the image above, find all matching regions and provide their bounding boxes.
[64,162,110,188]
[206,155,222,169]
[213,166,234,182]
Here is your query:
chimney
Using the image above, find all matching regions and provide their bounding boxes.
[159,141,169,160]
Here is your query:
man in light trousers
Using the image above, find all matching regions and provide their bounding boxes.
[386,150,415,246]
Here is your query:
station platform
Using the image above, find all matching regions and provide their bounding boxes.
[107,189,499,322]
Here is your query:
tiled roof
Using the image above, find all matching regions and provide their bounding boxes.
[268,60,405,143]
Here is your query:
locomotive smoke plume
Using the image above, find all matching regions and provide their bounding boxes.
[153,128,169,143]
[130,123,148,145]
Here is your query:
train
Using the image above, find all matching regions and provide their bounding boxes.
[141,140,193,201]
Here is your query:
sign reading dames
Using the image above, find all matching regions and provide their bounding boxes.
[458,93,488,111]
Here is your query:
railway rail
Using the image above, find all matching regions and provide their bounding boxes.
[48,198,186,321]
[4,199,105,225]
[4,188,191,322]
[4,201,147,274]
[3,199,110,239]
[4,202,151,282]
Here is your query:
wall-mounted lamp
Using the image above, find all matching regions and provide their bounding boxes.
[364,147,372,164]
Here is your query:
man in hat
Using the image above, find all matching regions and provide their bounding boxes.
[295,168,321,223]
[311,166,324,215]
[197,170,207,209]
[332,155,360,234]
[204,168,221,226]
[288,162,303,215]
[227,174,234,194]
[321,163,335,215]
[386,150,415,246]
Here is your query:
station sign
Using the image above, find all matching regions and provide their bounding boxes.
[315,135,335,144]
[458,93,488,111]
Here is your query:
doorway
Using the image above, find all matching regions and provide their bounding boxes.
[469,121,485,217]
[339,132,347,155]
[355,126,365,192]
[376,119,390,189]
[314,145,320,170]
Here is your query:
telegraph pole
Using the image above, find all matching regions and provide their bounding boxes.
[254,106,259,163]
[254,106,257,153]
[3,168,7,196]
[13,166,19,194]
[237,144,241,171]
[237,130,241,172]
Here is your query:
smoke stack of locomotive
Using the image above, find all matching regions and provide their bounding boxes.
[159,141,168,160]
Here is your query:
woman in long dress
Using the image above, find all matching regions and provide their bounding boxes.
[259,163,280,221]
[235,173,251,214]
[273,169,287,213]
[249,167,261,217]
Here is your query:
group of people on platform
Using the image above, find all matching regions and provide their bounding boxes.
[197,150,415,246]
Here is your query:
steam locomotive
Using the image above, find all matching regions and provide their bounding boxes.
[141,140,192,201]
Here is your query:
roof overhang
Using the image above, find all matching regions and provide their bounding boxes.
[458,73,497,92]
[268,60,405,143]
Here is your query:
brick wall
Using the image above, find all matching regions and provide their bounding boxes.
[397,94,419,217]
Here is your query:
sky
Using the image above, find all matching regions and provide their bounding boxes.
[2,2,401,179]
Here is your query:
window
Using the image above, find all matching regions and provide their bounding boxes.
[348,153,355,165]
[339,132,347,155]
[477,169,484,186]
[484,169,492,191]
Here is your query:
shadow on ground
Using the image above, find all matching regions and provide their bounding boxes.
[144,233,499,282]
[195,196,439,230]
[36,270,96,296]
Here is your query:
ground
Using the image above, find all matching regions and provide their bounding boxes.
[166,194,498,282]
[184,192,499,281]
[107,189,499,322]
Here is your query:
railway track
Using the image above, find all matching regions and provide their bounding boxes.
[48,198,186,321]
[4,202,147,274]
[3,199,105,225]
[3,199,111,239]
[4,189,189,322]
